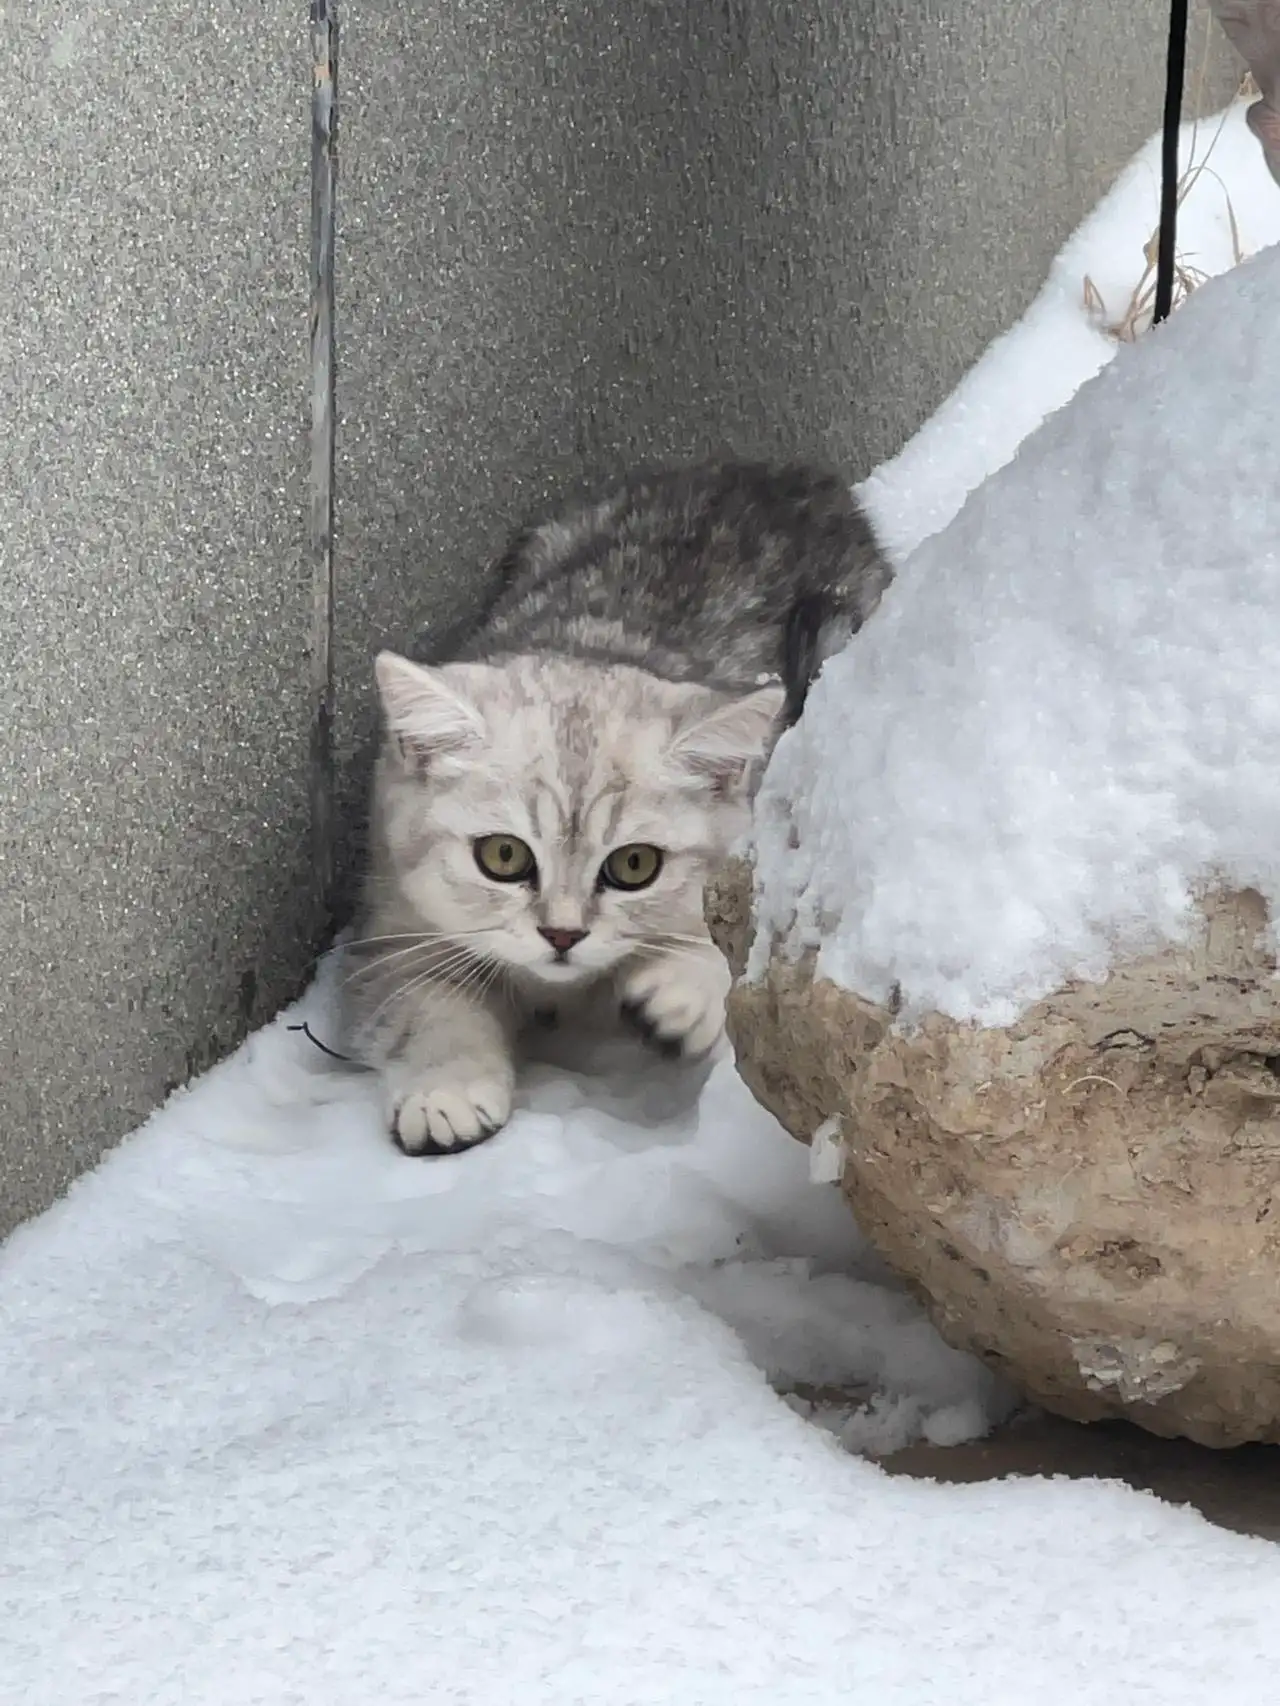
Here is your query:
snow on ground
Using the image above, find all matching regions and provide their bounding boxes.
[755,99,1280,1025]
[5,100,1280,1706]
[6,980,1280,1705]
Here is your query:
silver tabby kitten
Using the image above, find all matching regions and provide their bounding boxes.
[343,461,891,1156]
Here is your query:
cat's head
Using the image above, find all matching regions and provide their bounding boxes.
[371,651,782,987]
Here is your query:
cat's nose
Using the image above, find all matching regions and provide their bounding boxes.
[538,925,588,958]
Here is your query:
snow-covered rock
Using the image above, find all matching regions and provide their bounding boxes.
[724,239,1280,1446]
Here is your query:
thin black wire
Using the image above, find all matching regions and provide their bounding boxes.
[1153,0,1189,325]
[288,1020,348,1061]
[288,1020,373,1068]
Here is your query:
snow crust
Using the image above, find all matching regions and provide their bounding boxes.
[754,106,1280,1024]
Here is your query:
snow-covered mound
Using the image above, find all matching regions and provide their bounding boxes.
[754,237,1280,1026]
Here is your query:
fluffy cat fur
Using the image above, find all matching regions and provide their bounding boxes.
[343,460,892,1155]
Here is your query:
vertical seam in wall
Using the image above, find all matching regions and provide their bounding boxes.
[309,0,339,936]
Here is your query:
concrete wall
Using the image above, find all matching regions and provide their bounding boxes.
[0,3,318,1231]
[0,0,1237,1233]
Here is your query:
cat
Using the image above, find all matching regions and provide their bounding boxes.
[341,460,892,1156]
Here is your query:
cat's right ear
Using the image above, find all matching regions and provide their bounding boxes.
[374,652,486,772]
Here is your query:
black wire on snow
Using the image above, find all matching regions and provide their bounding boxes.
[287,1020,373,1068]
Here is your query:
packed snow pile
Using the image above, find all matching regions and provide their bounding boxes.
[753,233,1280,1026]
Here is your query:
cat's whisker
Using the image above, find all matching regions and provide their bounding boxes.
[624,944,718,967]
[329,932,432,951]
[352,949,501,1034]
[432,956,507,1013]
[354,967,470,1042]
[621,933,717,955]
[350,967,446,1036]
[338,946,444,988]
[342,927,501,953]
[338,933,501,987]
[466,965,508,1009]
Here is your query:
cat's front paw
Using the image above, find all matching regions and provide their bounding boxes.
[388,1072,513,1157]
[619,949,730,1060]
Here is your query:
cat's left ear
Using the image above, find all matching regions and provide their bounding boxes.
[669,684,786,792]
[375,651,488,770]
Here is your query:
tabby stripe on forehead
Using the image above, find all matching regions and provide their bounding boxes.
[598,787,629,850]
[533,788,567,849]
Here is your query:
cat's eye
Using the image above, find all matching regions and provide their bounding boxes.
[600,843,663,891]
[474,834,536,883]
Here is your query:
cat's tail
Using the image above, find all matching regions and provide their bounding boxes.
[781,568,892,729]
[781,594,832,728]
[781,492,894,728]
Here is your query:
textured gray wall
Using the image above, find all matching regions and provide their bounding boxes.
[0,0,1237,1233]
[0,4,316,1229]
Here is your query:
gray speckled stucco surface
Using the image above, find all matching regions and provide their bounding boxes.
[0,3,314,1231]
[0,0,1237,1233]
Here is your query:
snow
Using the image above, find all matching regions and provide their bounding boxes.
[6,980,1280,1704]
[6,99,1280,1705]
[754,101,1280,1025]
